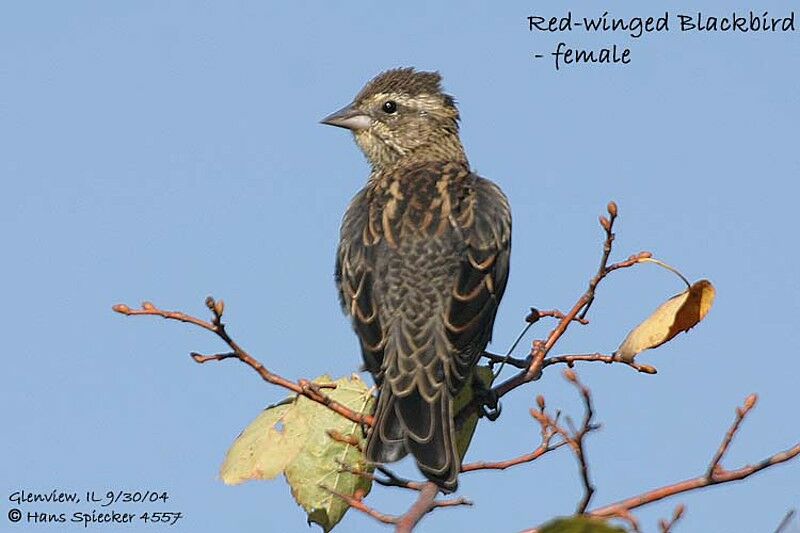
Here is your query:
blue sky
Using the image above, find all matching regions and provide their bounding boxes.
[2,1,798,532]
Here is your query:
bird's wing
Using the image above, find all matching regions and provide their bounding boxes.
[444,175,512,390]
[335,187,384,379]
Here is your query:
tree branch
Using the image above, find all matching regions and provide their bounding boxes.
[542,352,657,374]
[774,509,796,533]
[113,298,373,427]
[323,483,471,532]
[461,393,565,472]
[588,394,800,519]
[394,483,472,533]
[489,202,652,403]
[659,504,686,533]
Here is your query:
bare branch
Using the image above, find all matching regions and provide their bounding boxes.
[528,308,590,325]
[323,487,397,525]
[707,394,757,477]
[462,397,566,472]
[579,201,619,320]
[562,370,597,513]
[659,504,686,533]
[190,351,237,363]
[589,395,800,519]
[775,509,797,533]
[542,352,657,375]
[394,483,472,533]
[113,300,373,427]
[489,202,652,401]
[482,351,658,374]
[323,482,470,532]
[336,462,425,492]
[461,441,567,472]
[481,351,528,369]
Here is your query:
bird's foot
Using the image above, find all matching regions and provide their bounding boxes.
[472,379,501,421]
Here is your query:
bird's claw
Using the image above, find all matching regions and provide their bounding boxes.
[472,379,502,421]
[481,401,502,421]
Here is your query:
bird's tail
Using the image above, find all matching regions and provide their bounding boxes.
[365,381,460,493]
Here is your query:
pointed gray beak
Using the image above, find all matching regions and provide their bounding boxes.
[320,103,372,131]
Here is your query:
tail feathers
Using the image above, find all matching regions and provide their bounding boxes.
[365,389,407,464]
[365,387,459,493]
[401,391,459,492]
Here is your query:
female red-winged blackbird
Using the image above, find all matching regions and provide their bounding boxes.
[322,68,511,492]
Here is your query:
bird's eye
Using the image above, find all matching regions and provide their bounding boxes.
[382,100,397,114]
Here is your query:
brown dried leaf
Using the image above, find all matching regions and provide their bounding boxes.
[616,279,715,362]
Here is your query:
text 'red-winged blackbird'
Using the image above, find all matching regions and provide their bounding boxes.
[322,68,511,492]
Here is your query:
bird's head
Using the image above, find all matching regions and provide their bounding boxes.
[321,68,466,170]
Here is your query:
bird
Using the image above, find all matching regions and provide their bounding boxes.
[322,68,511,492]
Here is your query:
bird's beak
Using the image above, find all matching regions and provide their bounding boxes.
[320,103,372,131]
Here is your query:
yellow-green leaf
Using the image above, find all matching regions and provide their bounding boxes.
[616,279,715,362]
[220,399,306,484]
[220,374,375,532]
[539,516,628,533]
[453,365,495,460]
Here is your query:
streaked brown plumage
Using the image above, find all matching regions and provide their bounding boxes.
[322,68,511,492]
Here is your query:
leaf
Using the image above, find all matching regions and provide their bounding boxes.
[219,399,306,483]
[284,375,375,532]
[220,374,375,532]
[453,365,495,460]
[539,516,628,533]
[616,279,715,362]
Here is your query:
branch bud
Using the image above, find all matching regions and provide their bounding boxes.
[536,394,546,411]
[205,296,216,310]
[563,369,577,383]
[607,200,618,218]
[743,393,757,411]
[673,504,686,520]
[214,299,225,317]
[142,301,155,310]
[639,364,658,375]
[112,304,130,314]
[599,215,611,231]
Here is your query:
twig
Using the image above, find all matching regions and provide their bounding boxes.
[375,466,426,491]
[562,370,597,513]
[482,351,527,369]
[775,509,796,533]
[580,201,618,320]
[462,395,566,472]
[659,504,686,533]
[113,298,373,427]
[482,351,658,374]
[707,394,757,477]
[612,509,642,533]
[328,430,363,451]
[528,308,590,325]
[395,483,438,532]
[323,487,396,525]
[190,351,236,363]
[542,352,657,375]
[394,482,472,533]
[323,483,471,532]
[589,395,800,518]
[489,202,652,401]
[338,461,425,492]
[517,372,600,515]
[461,440,567,472]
